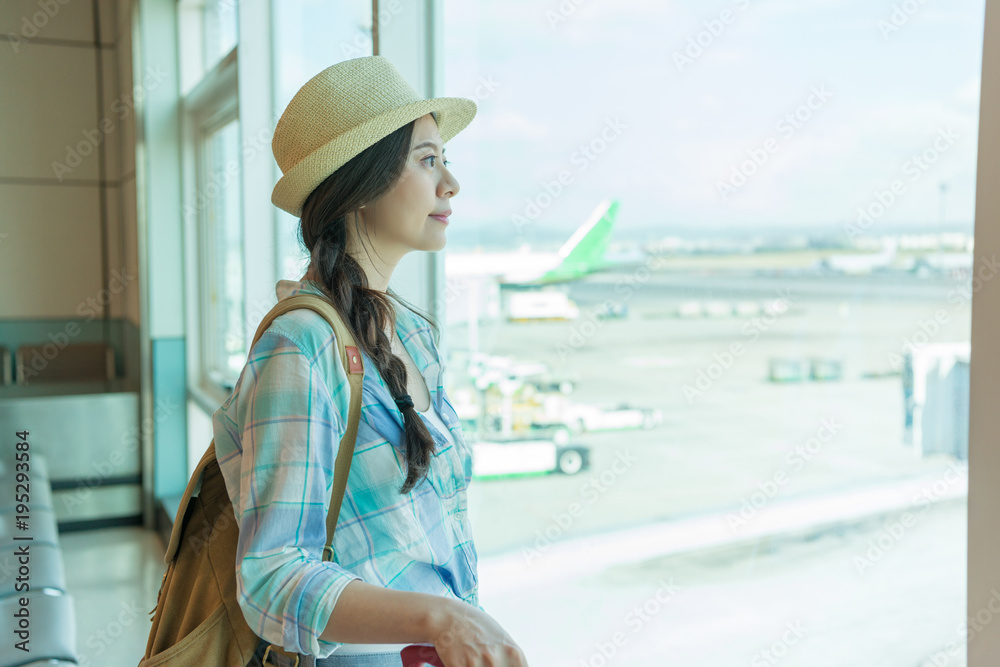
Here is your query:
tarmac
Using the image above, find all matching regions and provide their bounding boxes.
[455,268,972,665]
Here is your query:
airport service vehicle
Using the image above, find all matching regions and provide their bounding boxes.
[506,290,579,321]
[524,375,577,395]
[467,430,591,478]
[531,394,663,434]
[563,402,662,433]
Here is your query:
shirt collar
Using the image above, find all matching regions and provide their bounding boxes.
[276,277,327,301]
[273,277,441,424]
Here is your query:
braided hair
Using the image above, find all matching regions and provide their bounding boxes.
[298,114,442,495]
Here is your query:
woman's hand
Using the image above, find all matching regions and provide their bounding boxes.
[429,599,529,667]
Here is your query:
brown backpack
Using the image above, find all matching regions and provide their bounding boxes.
[140,293,366,666]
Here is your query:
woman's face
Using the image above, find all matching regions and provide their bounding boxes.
[353,113,460,261]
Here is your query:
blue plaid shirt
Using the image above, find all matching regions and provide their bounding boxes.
[212,278,480,657]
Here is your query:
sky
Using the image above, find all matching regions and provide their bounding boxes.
[440,0,986,249]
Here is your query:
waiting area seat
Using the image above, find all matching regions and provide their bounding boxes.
[0,453,49,481]
[0,452,78,665]
[0,543,66,598]
[15,342,115,385]
[0,592,77,665]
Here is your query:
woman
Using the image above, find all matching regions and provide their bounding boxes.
[212,57,529,666]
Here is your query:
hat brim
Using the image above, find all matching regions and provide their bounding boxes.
[272,97,477,217]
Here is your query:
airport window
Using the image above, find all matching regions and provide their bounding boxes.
[200,116,245,386]
[202,0,238,73]
[442,1,983,663]
[177,0,239,94]
[271,0,375,280]
[178,0,243,392]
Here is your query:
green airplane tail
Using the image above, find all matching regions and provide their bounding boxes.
[536,199,620,284]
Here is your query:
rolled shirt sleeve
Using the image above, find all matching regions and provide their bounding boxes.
[217,327,363,656]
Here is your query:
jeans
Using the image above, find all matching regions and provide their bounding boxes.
[248,638,404,667]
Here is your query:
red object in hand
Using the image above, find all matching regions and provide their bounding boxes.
[400,643,445,667]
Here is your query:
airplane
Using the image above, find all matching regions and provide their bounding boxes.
[910,252,974,276]
[813,237,899,275]
[444,198,621,286]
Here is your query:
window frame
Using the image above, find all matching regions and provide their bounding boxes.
[180,43,241,410]
[196,107,242,391]
[967,1,1000,663]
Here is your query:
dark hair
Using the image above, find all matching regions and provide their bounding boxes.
[299,112,443,495]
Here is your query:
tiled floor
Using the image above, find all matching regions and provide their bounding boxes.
[61,526,167,666]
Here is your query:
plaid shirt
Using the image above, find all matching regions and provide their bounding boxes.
[212,278,480,657]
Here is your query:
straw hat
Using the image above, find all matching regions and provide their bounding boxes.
[271,55,478,217]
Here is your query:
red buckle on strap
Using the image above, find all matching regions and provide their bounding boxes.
[345,346,364,374]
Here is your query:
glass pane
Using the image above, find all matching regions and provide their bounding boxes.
[203,118,245,384]
[443,1,982,664]
[272,0,373,109]
[272,0,373,280]
[203,0,237,72]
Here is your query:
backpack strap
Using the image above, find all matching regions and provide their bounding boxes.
[248,293,365,563]
[162,440,222,563]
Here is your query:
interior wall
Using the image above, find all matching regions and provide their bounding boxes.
[0,0,139,386]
